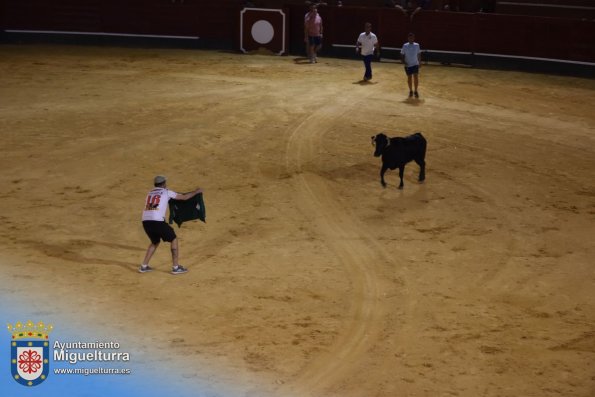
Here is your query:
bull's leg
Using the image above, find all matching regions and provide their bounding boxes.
[380,165,388,188]
[398,166,405,189]
[415,157,426,182]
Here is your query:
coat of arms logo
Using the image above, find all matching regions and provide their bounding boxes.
[7,320,53,387]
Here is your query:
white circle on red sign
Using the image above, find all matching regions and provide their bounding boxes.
[251,20,274,44]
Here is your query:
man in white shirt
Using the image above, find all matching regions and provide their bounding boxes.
[140,175,202,275]
[400,32,422,98]
[355,22,379,81]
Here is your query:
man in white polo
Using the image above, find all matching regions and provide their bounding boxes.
[400,32,422,98]
[140,175,202,275]
[356,22,379,81]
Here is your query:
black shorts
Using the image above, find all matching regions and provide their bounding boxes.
[405,65,419,76]
[142,221,177,244]
[308,36,322,46]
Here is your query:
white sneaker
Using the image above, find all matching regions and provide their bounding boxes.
[138,265,153,273]
[171,265,188,275]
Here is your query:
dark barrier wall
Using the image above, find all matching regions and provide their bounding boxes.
[1,1,594,63]
[0,0,239,47]
[298,6,595,63]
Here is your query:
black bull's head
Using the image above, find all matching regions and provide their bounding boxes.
[371,133,388,157]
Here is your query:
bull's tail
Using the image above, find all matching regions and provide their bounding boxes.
[414,132,427,183]
[414,132,427,159]
[414,131,426,145]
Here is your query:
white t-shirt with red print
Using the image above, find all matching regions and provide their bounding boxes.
[141,188,178,222]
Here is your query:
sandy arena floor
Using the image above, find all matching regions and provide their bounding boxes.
[1,44,594,397]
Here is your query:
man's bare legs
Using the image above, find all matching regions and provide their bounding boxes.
[140,238,186,274]
[142,242,159,266]
[407,73,419,98]
[170,238,179,268]
[169,238,187,274]
[413,73,419,97]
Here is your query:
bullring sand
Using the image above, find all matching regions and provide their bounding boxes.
[1,45,594,397]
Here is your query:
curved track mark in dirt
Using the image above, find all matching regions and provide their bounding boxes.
[282,95,392,396]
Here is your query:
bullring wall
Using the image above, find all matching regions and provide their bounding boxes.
[1,1,593,71]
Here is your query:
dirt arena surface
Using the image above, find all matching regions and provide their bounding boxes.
[1,44,594,397]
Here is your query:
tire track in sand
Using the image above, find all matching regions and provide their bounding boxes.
[282,94,392,396]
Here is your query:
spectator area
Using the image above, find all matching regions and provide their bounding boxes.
[260,0,594,18]
[495,0,595,20]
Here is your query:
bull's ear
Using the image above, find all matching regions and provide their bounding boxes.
[371,135,375,140]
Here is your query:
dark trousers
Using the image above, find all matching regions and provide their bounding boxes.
[363,54,373,79]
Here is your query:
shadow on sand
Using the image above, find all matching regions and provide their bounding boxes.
[402,97,425,105]
[353,79,378,85]
[294,57,313,64]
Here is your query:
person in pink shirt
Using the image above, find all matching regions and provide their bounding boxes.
[304,4,323,63]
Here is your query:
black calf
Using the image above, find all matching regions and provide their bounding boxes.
[371,132,426,189]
